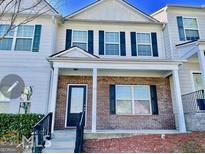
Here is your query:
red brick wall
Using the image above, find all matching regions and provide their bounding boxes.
[55,76,175,130]
[84,132,205,153]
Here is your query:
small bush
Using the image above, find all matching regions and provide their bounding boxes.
[0,114,44,142]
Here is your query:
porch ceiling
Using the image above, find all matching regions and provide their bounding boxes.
[59,68,171,78]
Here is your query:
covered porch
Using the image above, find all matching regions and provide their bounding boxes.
[47,47,187,133]
[177,40,205,131]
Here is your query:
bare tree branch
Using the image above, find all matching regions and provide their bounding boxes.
[0,0,63,40]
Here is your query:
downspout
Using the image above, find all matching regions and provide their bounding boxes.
[47,67,54,113]
[46,15,57,113]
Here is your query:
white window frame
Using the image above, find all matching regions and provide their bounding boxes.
[71,30,88,51]
[14,25,35,51]
[115,85,152,115]
[104,31,120,56]
[191,71,203,91]
[0,24,35,51]
[182,17,200,41]
[136,32,153,57]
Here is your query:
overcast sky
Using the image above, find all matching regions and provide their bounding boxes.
[54,0,205,16]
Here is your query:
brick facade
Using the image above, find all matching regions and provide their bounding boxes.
[55,76,175,130]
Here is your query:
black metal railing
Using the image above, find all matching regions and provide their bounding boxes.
[32,112,53,153]
[74,106,86,153]
[182,89,205,113]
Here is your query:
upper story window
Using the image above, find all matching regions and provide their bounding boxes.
[184,18,199,41]
[0,24,41,52]
[105,32,120,55]
[177,17,200,41]
[15,25,34,51]
[137,33,152,56]
[72,30,88,51]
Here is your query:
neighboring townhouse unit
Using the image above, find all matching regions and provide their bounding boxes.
[47,0,187,133]
[152,5,205,131]
[0,0,59,114]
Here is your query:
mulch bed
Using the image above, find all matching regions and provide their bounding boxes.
[84,132,205,153]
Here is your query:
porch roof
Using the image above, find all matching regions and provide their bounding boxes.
[48,57,185,71]
[176,39,205,59]
[48,46,185,71]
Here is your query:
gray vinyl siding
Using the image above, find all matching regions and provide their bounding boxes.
[0,17,57,114]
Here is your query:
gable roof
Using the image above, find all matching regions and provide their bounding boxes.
[64,0,160,23]
[50,46,99,59]
[152,4,205,16]
[44,0,60,15]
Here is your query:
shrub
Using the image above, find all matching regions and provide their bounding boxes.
[0,114,44,142]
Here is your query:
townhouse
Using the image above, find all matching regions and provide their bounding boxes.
[48,0,186,133]
[152,5,205,130]
[0,0,204,133]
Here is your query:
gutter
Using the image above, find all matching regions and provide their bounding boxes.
[47,57,186,65]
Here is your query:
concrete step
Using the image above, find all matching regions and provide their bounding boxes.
[43,147,74,153]
[42,130,76,153]
[53,130,76,139]
[47,141,75,148]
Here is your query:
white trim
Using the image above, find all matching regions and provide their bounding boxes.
[172,70,186,132]
[65,84,88,128]
[53,62,179,71]
[52,46,98,59]
[92,68,97,133]
[49,67,59,133]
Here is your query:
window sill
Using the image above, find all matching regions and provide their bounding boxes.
[113,114,153,116]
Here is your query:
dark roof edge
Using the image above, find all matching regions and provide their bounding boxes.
[49,46,100,58]
[176,40,198,47]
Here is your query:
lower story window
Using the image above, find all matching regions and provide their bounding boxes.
[116,85,151,115]
[193,73,203,91]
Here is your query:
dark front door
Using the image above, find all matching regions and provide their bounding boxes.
[66,85,86,127]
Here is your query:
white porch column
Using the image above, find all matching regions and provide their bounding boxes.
[92,68,97,133]
[198,50,205,89]
[172,70,186,133]
[49,67,59,133]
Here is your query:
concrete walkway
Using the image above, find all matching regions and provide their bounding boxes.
[42,130,76,153]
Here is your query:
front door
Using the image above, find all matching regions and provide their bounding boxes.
[66,85,86,127]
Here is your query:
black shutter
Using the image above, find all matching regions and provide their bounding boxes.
[88,30,94,54]
[131,32,137,56]
[65,29,72,50]
[177,16,185,41]
[99,31,104,55]
[151,32,159,57]
[32,25,42,52]
[150,85,159,115]
[120,32,126,56]
[110,85,116,114]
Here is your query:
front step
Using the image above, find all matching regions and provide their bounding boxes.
[42,130,76,153]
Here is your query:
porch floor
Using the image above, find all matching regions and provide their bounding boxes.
[84,129,186,139]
